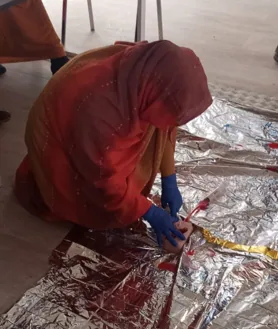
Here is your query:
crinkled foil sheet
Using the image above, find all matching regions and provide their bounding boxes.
[2,98,278,328]
[0,227,178,329]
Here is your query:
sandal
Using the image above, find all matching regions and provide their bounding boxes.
[0,111,11,123]
[0,64,7,75]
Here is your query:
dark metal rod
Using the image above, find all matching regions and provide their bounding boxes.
[61,0,68,46]
[157,0,163,40]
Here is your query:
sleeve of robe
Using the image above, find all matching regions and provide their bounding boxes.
[160,128,177,177]
[65,90,153,226]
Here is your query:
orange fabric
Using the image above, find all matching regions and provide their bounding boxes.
[160,135,176,178]
[15,41,212,230]
[0,0,65,63]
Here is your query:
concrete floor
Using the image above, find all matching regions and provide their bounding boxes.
[44,0,278,96]
[0,0,278,315]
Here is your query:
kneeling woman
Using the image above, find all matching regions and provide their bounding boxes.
[15,41,212,248]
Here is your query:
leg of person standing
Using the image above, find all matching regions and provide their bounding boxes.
[0,0,69,124]
[0,0,69,74]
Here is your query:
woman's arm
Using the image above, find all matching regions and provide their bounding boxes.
[160,137,176,177]
[160,129,183,217]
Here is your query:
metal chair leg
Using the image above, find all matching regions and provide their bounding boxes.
[156,0,163,40]
[134,4,139,42]
[87,0,95,31]
[61,0,68,46]
[135,0,146,42]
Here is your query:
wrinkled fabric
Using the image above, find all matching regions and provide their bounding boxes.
[0,0,65,63]
[15,41,211,230]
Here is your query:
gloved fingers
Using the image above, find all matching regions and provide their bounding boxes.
[161,198,167,209]
[170,206,178,218]
[169,200,182,218]
[164,231,177,247]
[176,193,183,209]
[170,226,185,241]
[170,214,179,223]
[156,231,163,248]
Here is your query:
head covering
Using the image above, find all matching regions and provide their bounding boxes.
[117,40,212,129]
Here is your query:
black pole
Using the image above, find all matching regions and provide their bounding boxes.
[61,0,68,46]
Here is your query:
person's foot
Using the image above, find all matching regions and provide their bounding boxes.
[0,64,7,75]
[0,111,11,123]
[50,56,69,75]
[274,46,278,63]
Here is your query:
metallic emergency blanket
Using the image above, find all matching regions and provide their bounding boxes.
[2,98,278,328]
[0,227,177,329]
[185,99,278,158]
[169,231,278,329]
[153,165,278,258]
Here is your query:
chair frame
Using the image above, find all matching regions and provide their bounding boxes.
[61,0,95,46]
[61,0,163,54]
[135,0,163,42]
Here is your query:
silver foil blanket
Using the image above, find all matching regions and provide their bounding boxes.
[2,98,278,328]
[153,165,278,253]
[169,231,278,329]
[0,227,178,329]
[185,99,278,160]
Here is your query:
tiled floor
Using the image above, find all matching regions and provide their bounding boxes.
[0,0,278,314]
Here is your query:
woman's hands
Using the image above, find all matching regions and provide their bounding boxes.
[143,173,184,248]
[161,174,183,217]
[143,205,185,247]
[163,221,193,253]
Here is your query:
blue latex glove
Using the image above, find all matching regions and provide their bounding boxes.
[143,204,185,247]
[161,174,183,217]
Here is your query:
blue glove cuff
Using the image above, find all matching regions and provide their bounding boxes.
[161,173,177,188]
[142,204,156,222]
